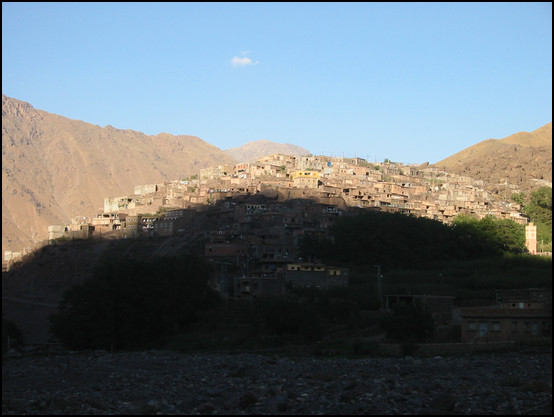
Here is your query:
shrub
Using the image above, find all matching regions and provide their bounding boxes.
[2,318,24,354]
[379,302,435,343]
[49,253,221,351]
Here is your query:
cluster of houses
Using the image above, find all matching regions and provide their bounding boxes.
[384,289,552,344]
[4,153,551,344]
[44,153,554,343]
[3,155,541,267]
[98,154,530,226]
[45,153,535,252]
[32,154,537,277]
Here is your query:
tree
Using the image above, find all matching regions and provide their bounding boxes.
[326,211,467,268]
[379,302,435,342]
[298,235,334,262]
[493,219,526,253]
[523,187,552,244]
[49,253,221,351]
[511,192,526,207]
[452,214,526,256]
[3,318,25,353]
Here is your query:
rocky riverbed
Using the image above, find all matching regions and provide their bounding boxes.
[2,349,552,415]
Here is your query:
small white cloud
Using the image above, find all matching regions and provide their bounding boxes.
[230,53,259,67]
[231,56,253,67]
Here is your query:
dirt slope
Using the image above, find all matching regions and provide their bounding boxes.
[2,94,236,253]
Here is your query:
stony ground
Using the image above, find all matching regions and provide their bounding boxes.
[2,349,552,415]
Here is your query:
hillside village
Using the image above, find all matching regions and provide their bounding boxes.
[3,153,552,350]
[5,154,536,292]
[8,155,532,258]
[69,153,530,226]
[3,92,550,274]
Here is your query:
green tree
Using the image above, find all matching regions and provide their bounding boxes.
[511,192,526,207]
[326,212,466,268]
[494,219,526,253]
[523,187,552,244]
[307,211,528,271]
[452,214,526,256]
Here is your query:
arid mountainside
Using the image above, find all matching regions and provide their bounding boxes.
[3,93,551,255]
[2,94,236,254]
[433,123,552,197]
[225,139,310,163]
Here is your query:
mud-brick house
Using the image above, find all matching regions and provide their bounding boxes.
[284,263,348,289]
[384,294,455,325]
[125,215,143,237]
[199,165,235,180]
[460,289,552,342]
[291,170,320,189]
[151,209,198,237]
[296,155,324,171]
[48,224,69,241]
[134,183,159,195]
[48,224,95,241]
[67,224,95,240]
[497,288,551,309]
[204,242,249,258]
[233,273,286,301]
[91,213,127,231]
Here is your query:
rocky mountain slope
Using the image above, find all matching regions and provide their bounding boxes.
[225,139,310,163]
[2,94,236,254]
[3,93,551,254]
[433,123,552,197]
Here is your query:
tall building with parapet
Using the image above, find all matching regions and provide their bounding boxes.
[525,222,537,254]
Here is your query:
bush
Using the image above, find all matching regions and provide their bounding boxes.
[2,318,24,354]
[299,211,530,271]
[379,302,435,343]
[49,253,221,351]
[258,298,324,341]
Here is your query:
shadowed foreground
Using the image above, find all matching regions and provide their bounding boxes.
[2,349,551,415]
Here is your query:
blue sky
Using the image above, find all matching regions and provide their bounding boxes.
[2,2,552,164]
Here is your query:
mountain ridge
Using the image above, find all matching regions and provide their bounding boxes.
[2,94,552,254]
[225,139,310,163]
[433,122,552,196]
[2,94,237,254]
